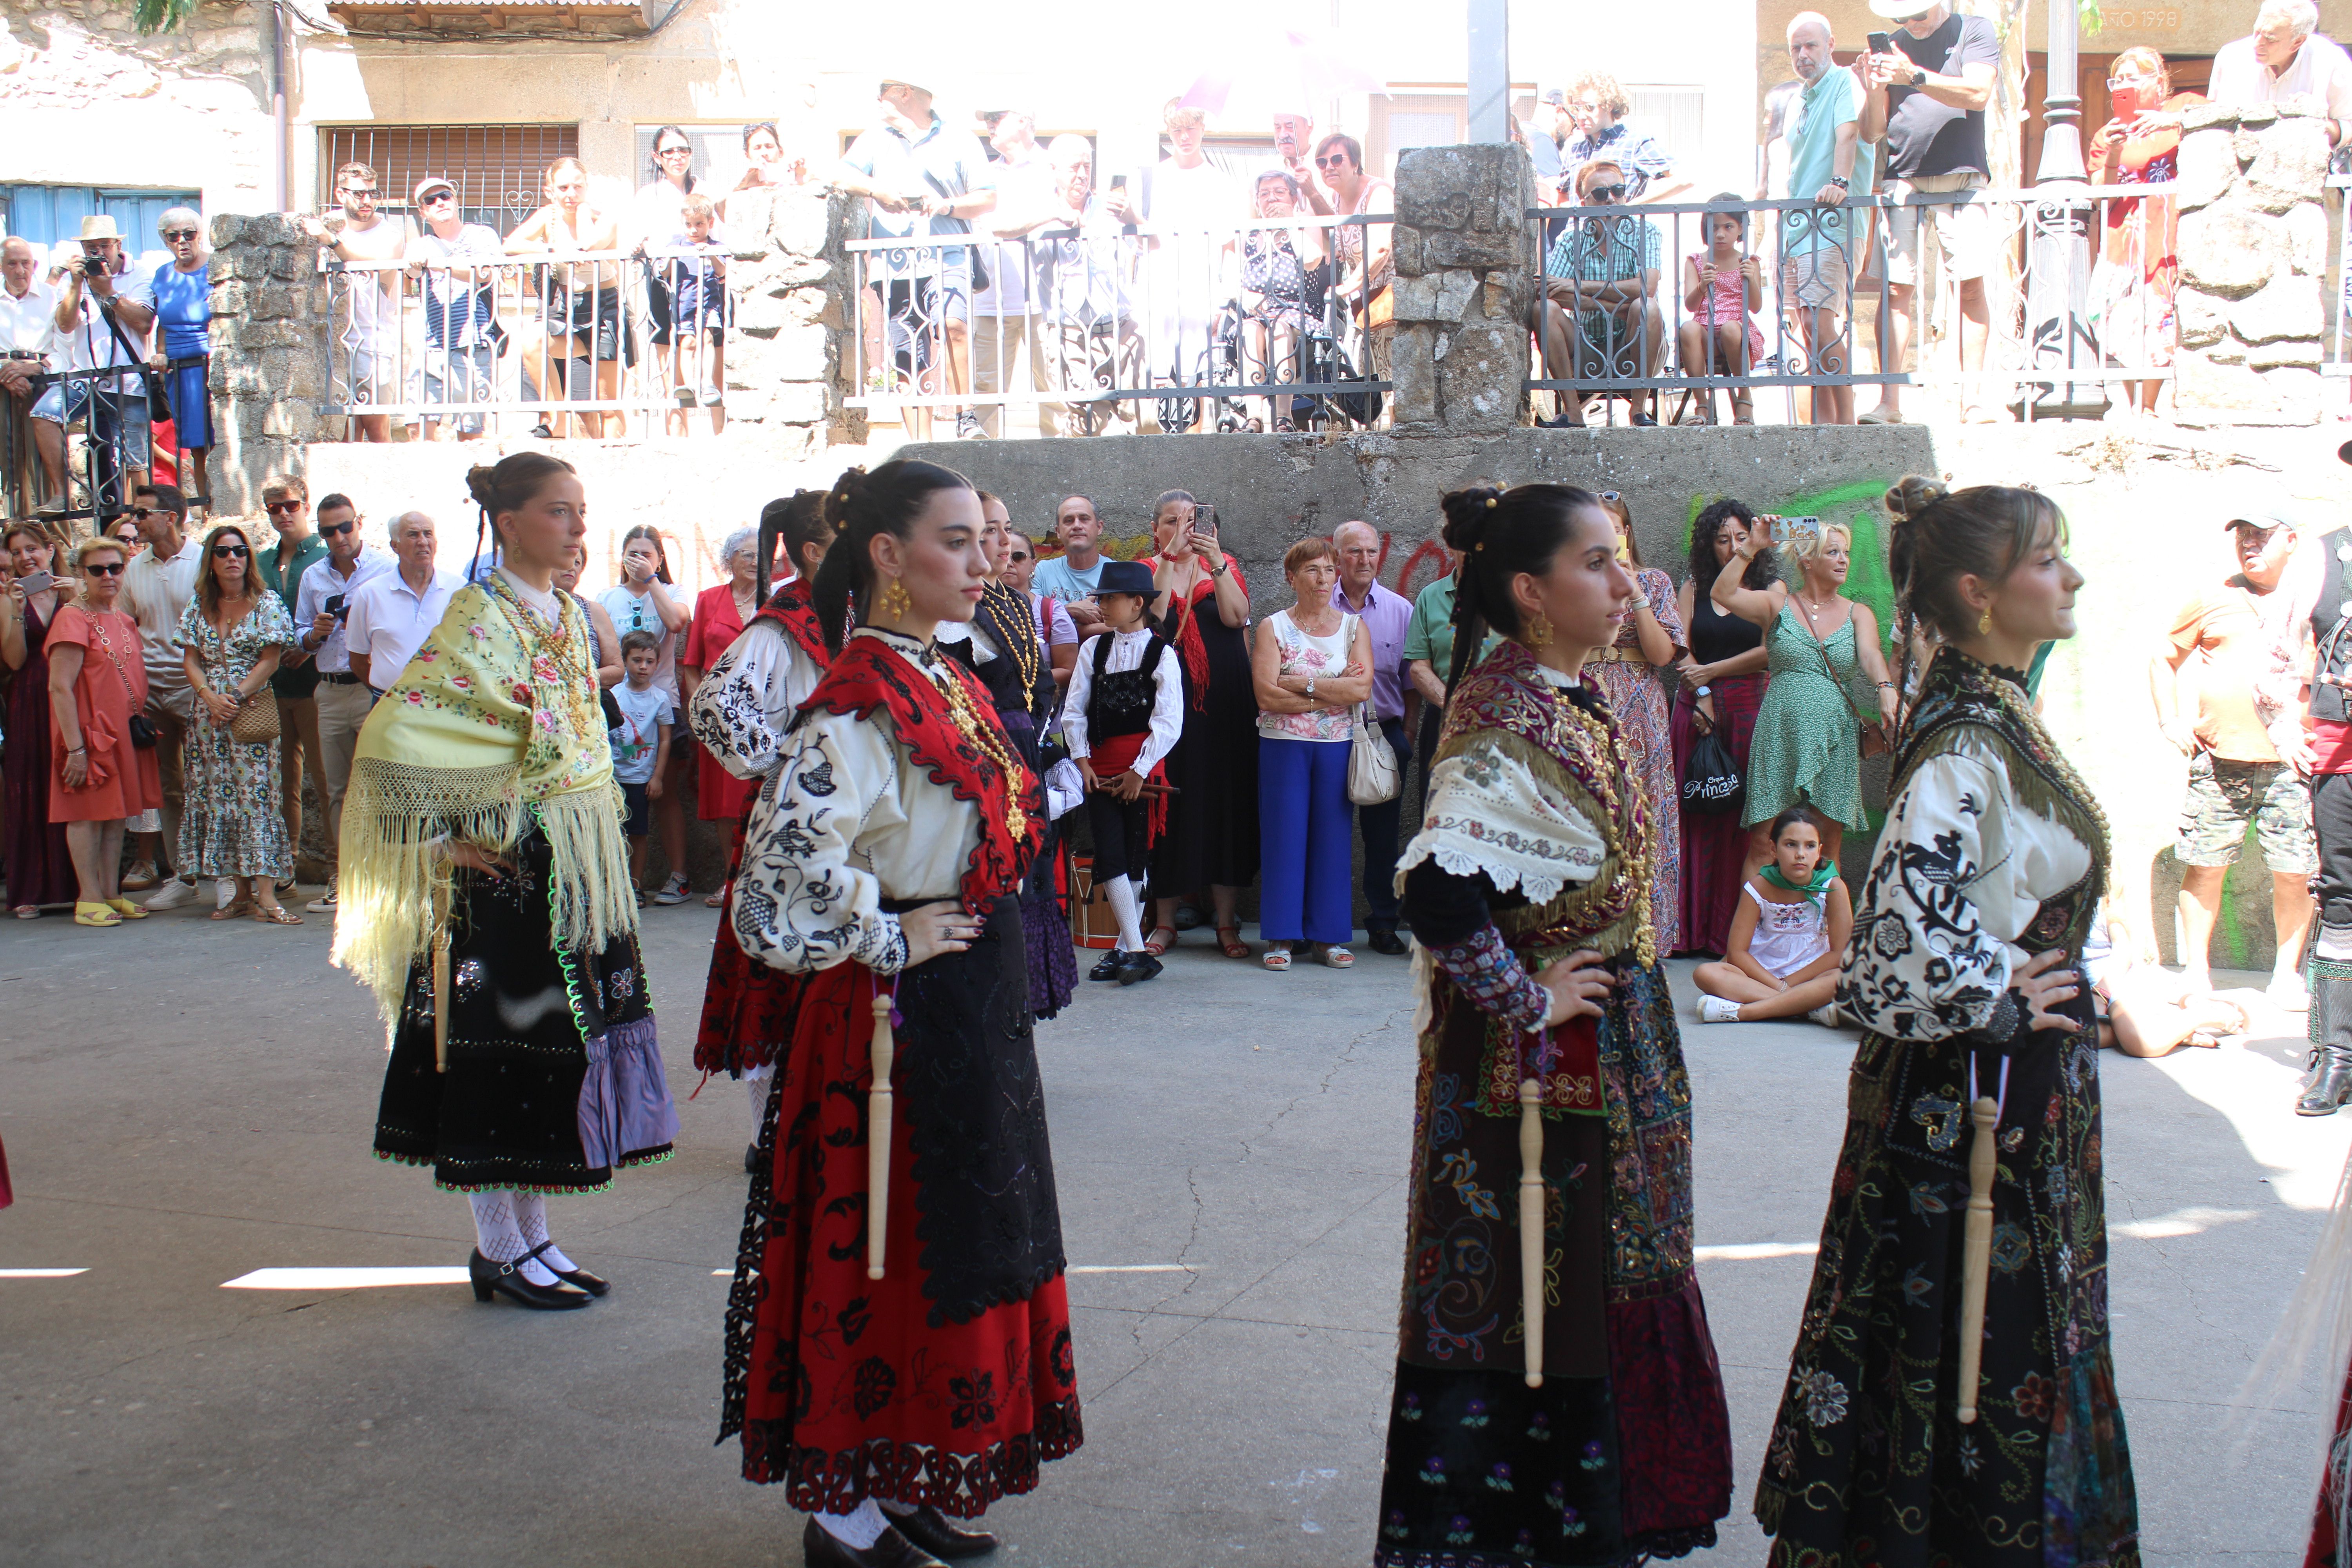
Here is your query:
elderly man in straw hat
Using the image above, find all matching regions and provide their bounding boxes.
[31,214,156,519]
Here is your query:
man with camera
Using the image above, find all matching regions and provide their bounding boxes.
[31,216,154,520]
[290,494,392,911]
[0,238,60,512]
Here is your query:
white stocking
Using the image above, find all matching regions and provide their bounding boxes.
[469,1191,559,1286]
[746,1070,773,1129]
[812,1498,887,1549]
[1105,874,1145,953]
[511,1191,577,1277]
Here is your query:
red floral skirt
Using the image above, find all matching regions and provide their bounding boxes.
[696,808,800,1078]
[1671,673,1766,958]
[718,955,1082,1516]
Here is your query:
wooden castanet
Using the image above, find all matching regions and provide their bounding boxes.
[1519,1077,1545,1390]
[1956,1094,2000,1423]
[867,994,897,1281]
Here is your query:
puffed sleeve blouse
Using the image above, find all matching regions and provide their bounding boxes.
[730,628,983,978]
[687,616,827,783]
[1838,733,2096,1042]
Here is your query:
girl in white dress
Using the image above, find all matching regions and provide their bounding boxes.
[1692,804,1852,1026]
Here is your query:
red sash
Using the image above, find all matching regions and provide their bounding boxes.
[801,634,1044,909]
[1087,733,1167,841]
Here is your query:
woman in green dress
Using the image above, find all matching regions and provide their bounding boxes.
[1710,517,1898,875]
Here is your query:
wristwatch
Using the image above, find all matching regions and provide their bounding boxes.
[1695,684,1712,697]
[1307,674,1318,699]
[1909,68,1927,87]
[1828,175,1850,190]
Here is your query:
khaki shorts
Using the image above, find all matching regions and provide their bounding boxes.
[2178,753,2317,873]
[1884,171,1993,287]
[1780,246,1852,312]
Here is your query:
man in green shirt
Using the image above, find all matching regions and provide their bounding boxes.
[255,474,328,892]
[1401,550,1502,818]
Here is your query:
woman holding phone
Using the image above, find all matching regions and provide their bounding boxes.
[2,521,78,916]
[2088,46,2203,417]
[1711,514,1898,876]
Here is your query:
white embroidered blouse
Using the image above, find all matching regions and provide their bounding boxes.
[1393,662,1609,906]
[1839,733,2096,1040]
[731,628,984,976]
[688,612,828,783]
[1060,627,1186,773]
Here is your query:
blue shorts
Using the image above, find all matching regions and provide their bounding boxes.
[621,779,651,838]
[31,381,152,466]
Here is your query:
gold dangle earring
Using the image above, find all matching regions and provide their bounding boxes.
[1977,607,1992,635]
[1524,613,1554,648]
[879,576,913,621]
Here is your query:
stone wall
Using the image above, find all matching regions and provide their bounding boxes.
[1387,143,1538,435]
[2171,102,2334,428]
[709,184,866,458]
[204,211,330,517]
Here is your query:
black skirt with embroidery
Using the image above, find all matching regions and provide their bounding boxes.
[372,820,678,1193]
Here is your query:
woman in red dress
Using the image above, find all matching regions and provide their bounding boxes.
[719,462,1077,1568]
[3,520,78,916]
[680,524,762,906]
[45,535,165,927]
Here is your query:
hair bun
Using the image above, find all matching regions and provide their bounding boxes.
[1883,474,1948,523]
[825,466,873,531]
[1439,483,1506,554]
[464,465,502,514]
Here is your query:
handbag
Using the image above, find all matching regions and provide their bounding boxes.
[1681,723,1744,815]
[230,690,281,744]
[1348,701,1401,806]
[89,617,158,749]
[1795,606,1890,758]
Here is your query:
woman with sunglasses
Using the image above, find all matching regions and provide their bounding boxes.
[45,536,163,927]
[148,206,212,505]
[3,520,79,916]
[175,523,299,923]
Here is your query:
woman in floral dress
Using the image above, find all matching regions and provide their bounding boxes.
[176,522,299,923]
[1587,494,1687,955]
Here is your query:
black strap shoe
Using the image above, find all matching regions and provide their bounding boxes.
[521,1240,610,1297]
[468,1247,591,1310]
[1089,949,1129,982]
[801,1518,947,1568]
[886,1504,998,1559]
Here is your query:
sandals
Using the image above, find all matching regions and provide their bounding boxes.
[13,904,38,920]
[1263,946,1292,973]
[704,890,726,908]
[105,898,148,920]
[1143,925,1178,958]
[1216,924,1251,960]
[252,904,305,926]
[73,900,121,927]
[211,897,257,922]
[1321,945,1355,970]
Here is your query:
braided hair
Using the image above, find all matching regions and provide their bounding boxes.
[809,459,975,653]
[1882,473,2066,702]
[1436,480,1607,695]
[465,452,577,580]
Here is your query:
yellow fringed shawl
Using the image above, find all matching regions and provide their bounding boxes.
[329,577,635,1020]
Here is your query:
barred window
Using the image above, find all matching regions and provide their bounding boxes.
[316,124,582,234]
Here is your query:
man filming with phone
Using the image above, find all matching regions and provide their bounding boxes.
[31,216,155,519]
[290,495,391,911]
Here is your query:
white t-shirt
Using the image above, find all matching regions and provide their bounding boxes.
[608,681,675,784]
[119,535,201,689]
[597,582,681,703]
[347,566,462,691]
[1141,158,1236,318]
[54,264,157,394]
[0,279,58,359]
[972,154,1054,318]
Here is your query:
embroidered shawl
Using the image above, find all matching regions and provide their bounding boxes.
[756,575,829,670]
[332,577,635,1019]
[799,632,1045,909]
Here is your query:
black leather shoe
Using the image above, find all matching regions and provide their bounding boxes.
[1118,951,1163,986]
[2301,1060,2352,1115]
[886,1505,998,1559]
[800,1518,947,1568]
[744,1142,760,1176]
[1089,949,1129,982]
[1367,927,1409,957]
[533,1240,610,1297]
[468,1248,591,1310]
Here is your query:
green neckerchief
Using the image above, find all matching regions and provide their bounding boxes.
[1760,859,1839,909]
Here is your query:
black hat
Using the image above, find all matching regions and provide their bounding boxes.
[2338,438,2352,466]
[1095,559,1161,601]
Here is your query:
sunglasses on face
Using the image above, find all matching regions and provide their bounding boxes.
[84,561,125,576]
[264,499,303,514]
[130,507,176,522]
[1586,185,1626,203]
[421,192,456,206]
[1597,491,1622,503]
[212,544,250,559]
[1314,153,1350,169]
[319,520,356,537]
[163,229,199,242]
[658,145,692,157]
[344,189,378,200]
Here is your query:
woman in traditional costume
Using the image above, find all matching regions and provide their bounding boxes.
[689,490,837,1173]
[1754,477,2137,1566]
[336,453,677,1311]
[719,461,1078,1568]
[1376,481,1733,1567]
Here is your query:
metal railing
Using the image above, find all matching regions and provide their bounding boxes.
[846,211,1395,437]
[323,248,731,440]
[1526,183,2185,425]
[12,361,167,524]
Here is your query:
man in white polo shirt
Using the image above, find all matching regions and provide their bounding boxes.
[292,493,392,910]
[347,510,457,697]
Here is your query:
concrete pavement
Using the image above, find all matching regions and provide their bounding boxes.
[0,901,2341,1566]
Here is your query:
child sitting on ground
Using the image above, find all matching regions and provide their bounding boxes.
[2085,903,2246,1056]
[1693,805,1852,1026]
[608,630,674,905]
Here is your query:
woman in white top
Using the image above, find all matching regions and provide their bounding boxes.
[599,524,691,904]
[718,460,1078,1565]
[1692,804,1852,1026]
[1251,535,1372,971]
[1756,478,2138,1565]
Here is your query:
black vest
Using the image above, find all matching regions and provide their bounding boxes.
[2314,528,2352,723]
[1085,632,1168,742]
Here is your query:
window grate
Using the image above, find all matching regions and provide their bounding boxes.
[317,124,581,231]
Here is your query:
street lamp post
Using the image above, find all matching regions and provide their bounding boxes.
[2019,0,2112,419]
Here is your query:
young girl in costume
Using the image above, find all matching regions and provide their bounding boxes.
[1691,804,1851,1027]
